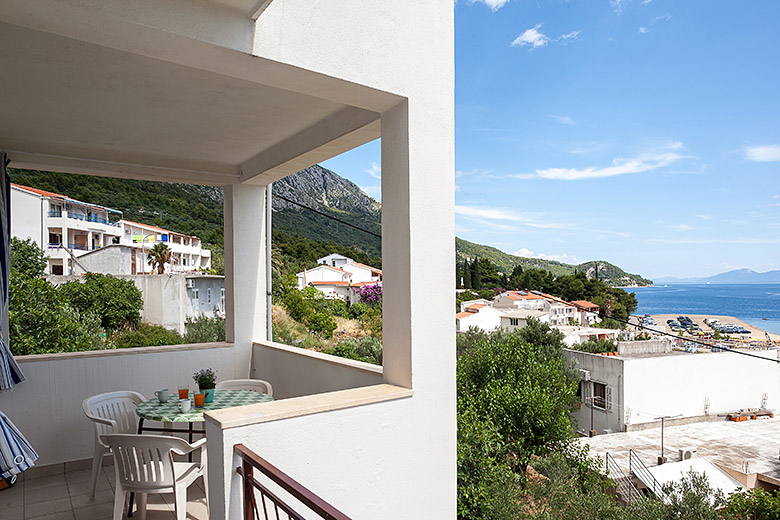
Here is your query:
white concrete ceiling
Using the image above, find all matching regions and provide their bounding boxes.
[0,21,385,186]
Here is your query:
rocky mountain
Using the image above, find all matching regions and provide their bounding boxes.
[271,165,382,256]
[655,268,780,284]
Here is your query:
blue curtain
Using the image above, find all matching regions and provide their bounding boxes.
[0,153,25,391]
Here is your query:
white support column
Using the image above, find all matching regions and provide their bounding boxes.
[223,183,269,348]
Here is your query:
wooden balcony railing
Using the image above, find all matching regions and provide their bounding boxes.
[235,444,352,520]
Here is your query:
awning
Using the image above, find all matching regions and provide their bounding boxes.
[0,153,25,391]
[0,410,37,478]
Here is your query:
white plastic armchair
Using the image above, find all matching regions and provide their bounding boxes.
[215,378,273,396]
[82,391,145,498]
[101,433,207,520]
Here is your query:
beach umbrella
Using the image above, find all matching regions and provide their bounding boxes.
[0,153,25,391]
[0,410,38,478]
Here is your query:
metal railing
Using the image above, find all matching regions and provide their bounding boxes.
[235,444,352,520]
[48,210,63,217]
[65,212,121,226]
[629,449,668,502]
[605,452,641,504]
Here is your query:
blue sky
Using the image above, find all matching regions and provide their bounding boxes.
[322,1,780,280]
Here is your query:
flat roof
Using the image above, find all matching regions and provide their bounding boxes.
[580,416,780,482]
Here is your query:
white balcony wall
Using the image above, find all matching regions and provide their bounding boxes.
[0,343,246,466]
[10,186,44,246]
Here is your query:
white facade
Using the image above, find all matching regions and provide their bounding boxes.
[296,257,382,303]
[11,184,123,274]
[500,309,550,331]
[566,348,780,435]
[10,184,211,275]
[456,305,505,333]
[121,220,212,274]
[317,253,353,268]
[1,1,455,518]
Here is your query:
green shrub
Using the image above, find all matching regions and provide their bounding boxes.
[10,237,47,280]
[575,338,617,354]
[327,337,383,365]
[9,277,104,355]
[347,301,370,319]
[324,298,348,317]
[59,273,143,330]
[307,312,337,339]
[184,315,226,343]
[110,323,184,349]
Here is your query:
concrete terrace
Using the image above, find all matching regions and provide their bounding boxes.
[4,462,207,520]
[581,416,780,482]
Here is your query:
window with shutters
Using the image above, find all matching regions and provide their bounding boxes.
[593,382,607,410]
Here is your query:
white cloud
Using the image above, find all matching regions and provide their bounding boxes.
[638,26,649,34]
[364,162,381,179]
[671,224,693,232]
[359,185,381,199]
[568,141,608,155]
[745,145,780,162]
[511,24,549,49]
[455,205,532,222]
[549,114,576,126]
[512,248,579,264]
[611,0,626,13]
[535,142,687,181]
[656,13,672,22]
[469,0,510,11]
[695,214,712,220]
[557,30,582,44]
[456,167,494,178]
[508,173,536,180]
[641,0,652,4]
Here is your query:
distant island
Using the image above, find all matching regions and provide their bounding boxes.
[654,268,780,285]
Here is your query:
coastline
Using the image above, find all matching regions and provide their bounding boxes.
[650,314,780,343]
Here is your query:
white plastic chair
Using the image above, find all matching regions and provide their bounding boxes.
[82,391,145,498]
[216,378,273,396]
[101,433,207,520]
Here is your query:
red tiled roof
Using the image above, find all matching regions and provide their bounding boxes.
[122,219,169,234]
[571,300,599,309]
[466,304,487,310]
[346,262,382,274]
[456,311,476,320]
[351,281,382,287]
[12,183,107,212]
[506,291,545,300]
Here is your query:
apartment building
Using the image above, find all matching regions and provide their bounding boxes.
[10,183,211,274]
[11,183,123,275]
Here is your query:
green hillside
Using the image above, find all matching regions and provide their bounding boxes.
[456,237,652,287]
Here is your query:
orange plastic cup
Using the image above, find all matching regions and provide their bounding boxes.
[178,387,189,399]
[193,393,205,407]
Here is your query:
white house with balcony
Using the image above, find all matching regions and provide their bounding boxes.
[0,1,454,519]
[456,304,505,333]
[121,219,212,274]
[317,253,353,268]
[10,183,123,274]
[297,257,382,303]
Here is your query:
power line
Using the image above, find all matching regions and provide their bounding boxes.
[274,194,382,239]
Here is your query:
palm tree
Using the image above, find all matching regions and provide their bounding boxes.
[147,243,172,274]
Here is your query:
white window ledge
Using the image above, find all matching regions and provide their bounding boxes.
[204,384,413,430]
[15,341,235,362]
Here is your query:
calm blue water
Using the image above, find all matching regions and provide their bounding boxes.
[631,284,780,335]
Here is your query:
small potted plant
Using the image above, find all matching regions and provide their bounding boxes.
[193,368,217,403]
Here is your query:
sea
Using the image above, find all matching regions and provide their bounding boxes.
[630,284,780,336]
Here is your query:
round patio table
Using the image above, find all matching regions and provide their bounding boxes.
[128,389,272,517]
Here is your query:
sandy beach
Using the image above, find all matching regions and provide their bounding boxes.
[649,314,780,343]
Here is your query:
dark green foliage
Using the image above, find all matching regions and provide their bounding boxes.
[273,231,381,272]
[575,338,617,354]
[456,237,652,286]
[184,315,226,343]
[307,312,337,339]
[347,302,370,319]
[723,488,780,519]
[457,320,579,463]
[111,323,184,349]
[10,237,47,280]
[457,405,523,520]
[464,259,472,289]
[470,259,482,289]
[9,277,104,355]
[325,337,382,365]
[59,274,143,330]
